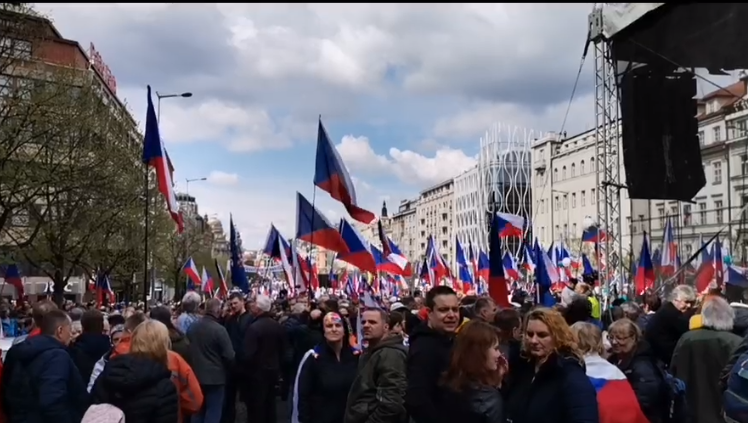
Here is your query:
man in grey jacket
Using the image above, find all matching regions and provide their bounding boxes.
[188,298,235,423]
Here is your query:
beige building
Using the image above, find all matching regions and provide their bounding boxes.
[415,179,455,265]
[207,218,230,258]
[387,198,419,263]
[531,78,748,263]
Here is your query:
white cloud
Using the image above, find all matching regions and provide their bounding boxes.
[207,171,239,186]
[432,94,595,141]
[337,135,477,187]
[188,180,381,250]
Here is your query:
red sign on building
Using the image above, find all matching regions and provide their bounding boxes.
[88,42,117,95]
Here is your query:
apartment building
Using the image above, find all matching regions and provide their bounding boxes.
[531,77,748,263]
[454,165,481,258]
[387,198,418,265]
[416,179,454,265]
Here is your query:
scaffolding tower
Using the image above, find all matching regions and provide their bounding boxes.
[589,7,625,294]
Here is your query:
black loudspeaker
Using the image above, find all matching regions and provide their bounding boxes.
[619,64,706,201]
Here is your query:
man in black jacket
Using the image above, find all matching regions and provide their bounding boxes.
[187,298,235,423]
[405,286,459,423]
[242,294,287,423]
[222,292,252,423]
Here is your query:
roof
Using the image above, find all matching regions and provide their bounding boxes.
[699,80,746,103]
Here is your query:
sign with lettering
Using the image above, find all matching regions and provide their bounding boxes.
[89,42,117,95]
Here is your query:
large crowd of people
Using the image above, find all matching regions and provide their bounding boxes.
[0,278,747,423]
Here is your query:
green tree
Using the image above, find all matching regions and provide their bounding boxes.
[0,5,67,246]
[5,65,143,305]
[154,216,211,299]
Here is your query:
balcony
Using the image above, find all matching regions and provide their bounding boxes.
[534,159,547,173]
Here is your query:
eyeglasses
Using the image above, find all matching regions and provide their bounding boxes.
[606,334,633,344]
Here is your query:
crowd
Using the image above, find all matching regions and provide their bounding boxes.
[0,278,747,423]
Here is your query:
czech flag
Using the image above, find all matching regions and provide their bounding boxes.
[582,226,607,243]
[295,192,349,255]
[494,212,525,238]
[585,355,650,423]
[336,219,377,274]
[488,213,511,307]
[314,119,376,224]
[2,264,24,298]
[635,234,655,294]
[142,86,183,233]
[183,257,200,290]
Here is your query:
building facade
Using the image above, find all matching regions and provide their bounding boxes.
[387,199,418,265]
[478,122,535,256]
[531,77,748,264]
[645,78,748,263]
[453,165,480,259]
[416,179,454,265]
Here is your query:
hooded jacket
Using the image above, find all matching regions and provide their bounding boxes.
[2,335,89,423]
[344,334,408,423]
[90,354,178,423]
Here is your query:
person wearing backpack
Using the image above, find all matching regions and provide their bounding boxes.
[2,309,90,423]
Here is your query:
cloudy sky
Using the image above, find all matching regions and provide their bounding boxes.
[38,3,735,248]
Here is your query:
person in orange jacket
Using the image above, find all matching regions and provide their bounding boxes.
[167,349,203,422]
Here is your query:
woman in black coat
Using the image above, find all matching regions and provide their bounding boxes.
[441,321,506,423]
[91,320,179,423]
[504,308,599,423]
[607,318,668,423]
[294,311,359,423]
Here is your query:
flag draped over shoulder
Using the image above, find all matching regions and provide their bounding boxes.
[584,355,650,423]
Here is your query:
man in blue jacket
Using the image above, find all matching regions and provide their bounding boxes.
[2,309,89,423]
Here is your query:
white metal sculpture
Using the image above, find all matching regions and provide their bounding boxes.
[478,122,542,256]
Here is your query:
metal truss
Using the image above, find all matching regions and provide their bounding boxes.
[591,8,624,293]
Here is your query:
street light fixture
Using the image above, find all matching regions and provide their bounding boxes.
[144,90,195,303]
[185,177,207,195]
[155,91,194,121]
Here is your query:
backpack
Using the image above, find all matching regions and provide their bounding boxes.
[660,369,689,423]
[81,404,125,423]
[725,355,748,423]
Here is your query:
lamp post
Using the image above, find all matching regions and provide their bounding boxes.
[144,90,193,303]
[185,177,207,195]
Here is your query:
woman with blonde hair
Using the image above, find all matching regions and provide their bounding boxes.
[504,307,598,423]
[571,322,650,423]
[440,320,506,423]
[91,320,179,423]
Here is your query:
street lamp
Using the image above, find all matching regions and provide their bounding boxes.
[185,177,207,195]
[155,91,193,122]
[143,90,194,303]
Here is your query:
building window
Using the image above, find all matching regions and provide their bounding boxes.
[683,204,692,226]
[741,154,748,176]
[715,200,724,224]
[572,223,577,236]
[580,160,585,174]
[714,126,721,142]
[562,166,567,179]
[572,193,577,208]
[698,202,706,225]
[554,168,558,182]
[581,191,586,206]
[657,207,665,228]
[698,131,705,146]
[0,38,32,60]
[571,163,576,177]
[563,195,568,210]
[590,157,595,172]
[591,188,596,204]
[713,161,722,184]
[555,196,559,211]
